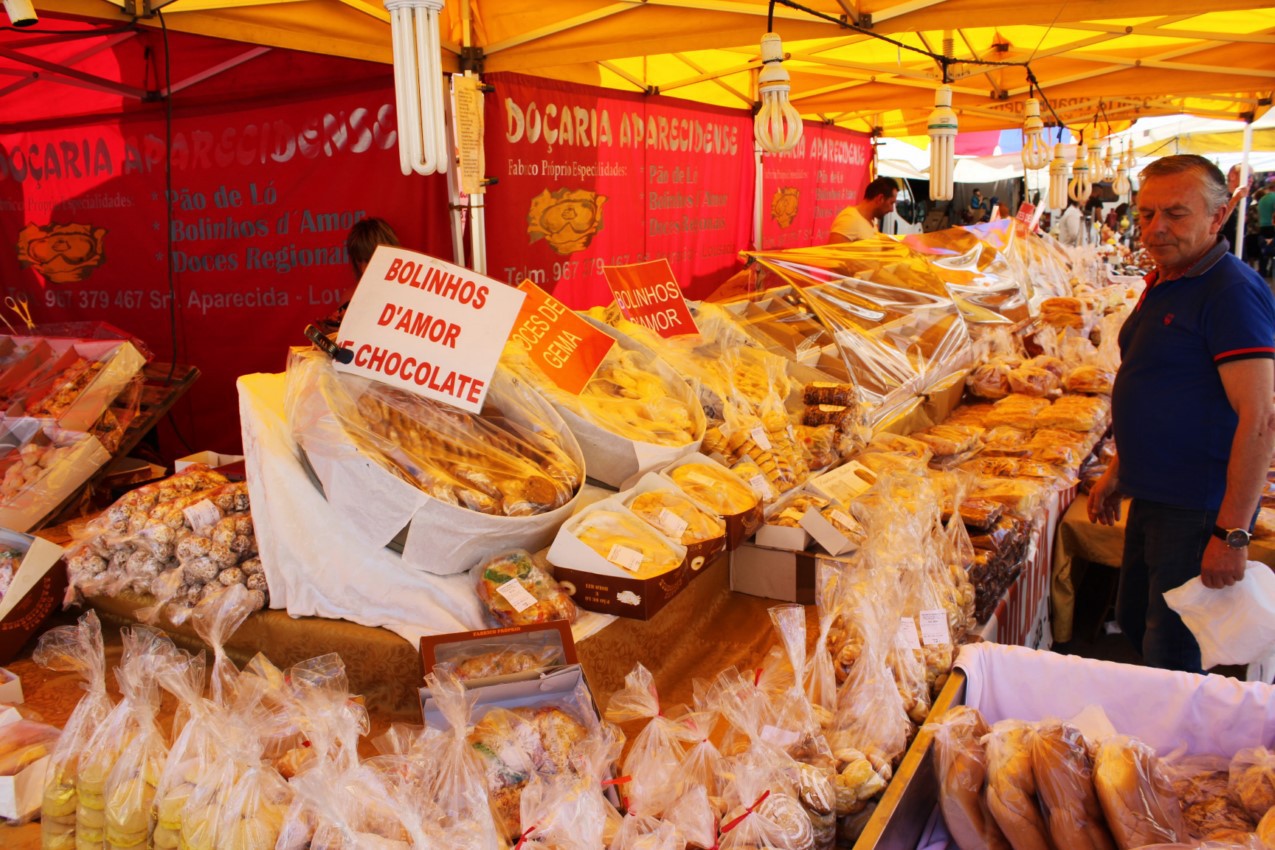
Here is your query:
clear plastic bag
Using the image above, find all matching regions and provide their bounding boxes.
[984,720,1053,850]
[34,610,113,850]
[1228,747,1275,823]
[604,662,690,818]
[1164,564,1275,670]
[516,722,624,850]
[151,651,211,850]
[925,705,1010,850]
[1030,720,1116,850]
[1163,752,1256,843]
[1093,735,1190,850]
[472,549,577,627]
[285,348,582,518]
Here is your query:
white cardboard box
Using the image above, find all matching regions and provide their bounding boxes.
[0,705,52,823]
[175,450,245,471]
[0,668,21,704]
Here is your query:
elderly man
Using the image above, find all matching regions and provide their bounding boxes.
[829,177,899,243]
[1088,155,1275,673]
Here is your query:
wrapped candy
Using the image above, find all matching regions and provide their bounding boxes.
[35,611,114,850]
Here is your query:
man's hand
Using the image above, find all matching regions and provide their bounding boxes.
[1087,467,1121,526]
[1201,536,1247,589]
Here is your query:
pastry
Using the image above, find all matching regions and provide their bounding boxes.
[1093,737,1189,850]
[572,508,684,577]
[1031,722,1116,850]
[669,462,759,516]
[475,551,578,626]
[930,706,1011,850]
[1063,365,1115,395]
[803,383,858,407]
[985,722,1053,850]
[629,489,725,545]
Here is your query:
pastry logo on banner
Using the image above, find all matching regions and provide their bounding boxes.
[511,280,615,394]
[602,259,699,338]
[336,247,526,413]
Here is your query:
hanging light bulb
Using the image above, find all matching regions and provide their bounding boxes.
[1048,141,1069,210]
[386,0,449,177]
[1112,139,1132,197]
[1069,138,1093,205]
[1021,98,1049,170]
[754,32,803,154]
[1099,142,1117,183]
[928,85,958,202]
[1086,138,1103,183]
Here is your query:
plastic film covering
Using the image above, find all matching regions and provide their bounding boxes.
[499,332,704,449]
[901,221,1029,325]
[285,349,582,519]
[742,237,973,425]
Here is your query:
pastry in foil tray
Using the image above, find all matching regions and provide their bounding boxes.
[572,508,684,577]
[475,550,578,627]
[628,488,725,546]
[347,383,581,517]
[668,462,759,516]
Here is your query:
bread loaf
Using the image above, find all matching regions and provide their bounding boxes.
[929,706,1012,850]
[985,721,1055,850]
[1030,722,1115,850]
[1093,737,1189,850]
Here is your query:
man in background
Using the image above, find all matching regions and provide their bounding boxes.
[1055,198,1084,247]
[1088,154,1275,673]
[829,177,899,243]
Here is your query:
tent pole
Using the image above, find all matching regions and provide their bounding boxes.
[471,195,487,275]
[1235,120,1253,261]
[753,142,764,249]
[443,83,468,267]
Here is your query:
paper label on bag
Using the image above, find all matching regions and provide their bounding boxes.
[656,509,689,540]
[607,544,645,572]
[759,724,801,749]
[183,499,223,534]
[748,474,774,500]
[896,617,922,651]
[684,470,718,487]
[495,578,538,613]
[750,427,772,451]
[919,609,951,646]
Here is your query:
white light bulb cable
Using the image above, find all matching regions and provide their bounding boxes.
[754,32,803,154]
[1048,141,1069,210]
[1021,98,1049,170]
[1069,137,1092,205]
[386,0,450,176]
[928,84,957,202]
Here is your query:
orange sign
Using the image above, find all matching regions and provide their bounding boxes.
[603,259,700,338]
[511,280,615,395]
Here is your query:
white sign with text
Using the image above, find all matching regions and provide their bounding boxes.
[337,247,526,413]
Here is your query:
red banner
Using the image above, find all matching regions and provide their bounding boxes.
[759,124,873,249]
[484,73,754,309]
[0,83,451,457]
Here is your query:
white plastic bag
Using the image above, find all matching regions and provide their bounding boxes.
[1164,563,1275,669]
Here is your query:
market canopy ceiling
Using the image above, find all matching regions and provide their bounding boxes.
[15,0,1275,137]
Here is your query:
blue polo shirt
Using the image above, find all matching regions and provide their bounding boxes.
[1112,240,1275,510]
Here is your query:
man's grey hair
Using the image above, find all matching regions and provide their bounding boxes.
[1140,154,1230,212]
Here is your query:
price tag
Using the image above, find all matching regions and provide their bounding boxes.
[495,578,538,613]
[182,499,223,534]
[683,470,719,487]
[607,544,645,572]
[511,280,615,394]
[896,617,922,651]
[750,427,772,451]
[602,259,699,338]
[919,609,952,646]
[656,508,689,540]
[748,474,774,501]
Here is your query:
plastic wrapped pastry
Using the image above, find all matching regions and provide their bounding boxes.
[1093,736,1190,850]
[668,462,760,516]
[474,550,578,626]
[628,489,725,546]
[1031,721,1116,850]
[1039,394,1110,432]
[984,395,1051,430]
[926,706,1010,850]
[571,508,684,577]
[1063,365,1115,395]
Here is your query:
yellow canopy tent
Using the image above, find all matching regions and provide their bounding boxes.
[25,0,1275,139]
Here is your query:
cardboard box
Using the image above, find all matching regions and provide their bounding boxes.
[420,663,598,728]
[730,541,862,604]
[0,705,57,822]
[419,620,578,687]
[0,668,21,704]
[0,531,67,664]
[175,450,246,472]
[660,453,764,550]
[621,472,727,573]
[548,498,692,620]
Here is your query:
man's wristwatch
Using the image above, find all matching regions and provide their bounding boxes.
[1212,525,1252,549]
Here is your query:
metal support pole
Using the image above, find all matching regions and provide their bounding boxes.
[1235,121,1253,260]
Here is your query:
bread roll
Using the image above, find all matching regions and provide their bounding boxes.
[1093,737,1189,849]
[1030,722,1115,850]
[1230,747,1275,822]
[1258,806,1275,849]
[985,722,1054,850]
[929,706,1012,850]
